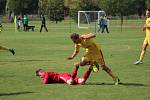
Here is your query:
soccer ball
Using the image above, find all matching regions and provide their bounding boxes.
[92,63,100,73]
[93,66,99,72]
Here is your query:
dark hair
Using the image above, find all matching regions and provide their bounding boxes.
[70,33,79,40]
[35,69,43,76]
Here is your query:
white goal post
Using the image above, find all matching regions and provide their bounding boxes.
[78,11,106,28]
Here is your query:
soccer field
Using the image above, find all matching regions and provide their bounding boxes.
[0,20,150,100]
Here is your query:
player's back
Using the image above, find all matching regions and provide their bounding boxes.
[80,39,100,53]
[45,72,61,83]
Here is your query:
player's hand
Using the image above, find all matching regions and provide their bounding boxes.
[67,56,73,60]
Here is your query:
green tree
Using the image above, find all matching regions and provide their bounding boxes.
[0,0,6,14]
[127,0,146,16]
[77,0,100,11]
[100,0,131,31]
[70,0,101,22]
[100,0,147,31]
[38,0,49,15]
[6,0,38,16]
[6,0,20,21]
[47,0,64,23]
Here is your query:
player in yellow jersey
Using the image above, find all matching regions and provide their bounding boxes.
[134,9,150,65]
[0,46,15,55]
[67,33,119,85]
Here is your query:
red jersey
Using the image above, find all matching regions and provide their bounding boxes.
[41,71,77,84]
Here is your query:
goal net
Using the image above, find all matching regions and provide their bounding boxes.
[78,11,106,29]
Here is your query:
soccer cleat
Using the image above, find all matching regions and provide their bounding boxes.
[92,62,99,73]
[9,49,15,55]
[114,77,120,85]
[134,60,143,65]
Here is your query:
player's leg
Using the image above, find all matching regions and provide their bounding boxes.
[40,25,43,32]
[92,50,105,73]
[98,25,101,33]
[71,65,79,79]
[23,24,25,31]
[78,67,93,84]
[0,46,9,51]
[139,44,147,62]
[73,56,90,68]
[44,24,48,32]
[106,25,109,33]
[59,73,74,85]
[79,55,100,73]
[72,57,89,79]
[25,24,27,31]
[134,43,148,65]
[134,38,148,65]
[0,46,15,55]
[101,25,104,33]
[99,59,120,85]
[101,64,119,85]
[98,50,119,85]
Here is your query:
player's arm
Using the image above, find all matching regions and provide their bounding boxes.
[67,44,80,60]
[80,33,96,39]
[143,25,150,31]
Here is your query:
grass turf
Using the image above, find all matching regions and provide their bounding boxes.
[0,20,150,100]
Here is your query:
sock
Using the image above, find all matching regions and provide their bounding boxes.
[71,66,79,79]
[139,50,145,61]
[82,67,92,82]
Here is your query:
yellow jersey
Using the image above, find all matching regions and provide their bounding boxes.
[144,17,150,45]
[73,38,104,64]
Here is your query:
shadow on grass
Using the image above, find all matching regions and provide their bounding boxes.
[0,75,15,77]
[86,82,149,87]
[0,59,52,63]
[0,91,33,96]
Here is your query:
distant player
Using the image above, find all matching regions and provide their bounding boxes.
[67,33,119,85]
[36,66,92,85]
[23,15,28,31]
[0,46,15,55]
[134,9,150,65]
[40,15,48,32]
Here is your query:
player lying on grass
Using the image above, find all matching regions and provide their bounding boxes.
[134,9,150,65]
[0,46,15,55]
[67,33,119,85]
[36,65,92,85]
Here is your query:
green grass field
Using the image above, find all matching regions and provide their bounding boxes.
[0,20,150,100]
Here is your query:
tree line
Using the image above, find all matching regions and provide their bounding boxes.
[0,0,148,23]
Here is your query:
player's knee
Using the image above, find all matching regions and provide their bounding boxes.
[102,65,110,72]
[80,62,86,66]
[80,60,89,66]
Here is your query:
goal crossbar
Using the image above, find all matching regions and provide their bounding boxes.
[78,11,106,28]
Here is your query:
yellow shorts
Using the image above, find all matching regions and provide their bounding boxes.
[81,50,105,66]
[143,37,150,45]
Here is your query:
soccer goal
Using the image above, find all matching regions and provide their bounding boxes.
[78,11,106,29]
